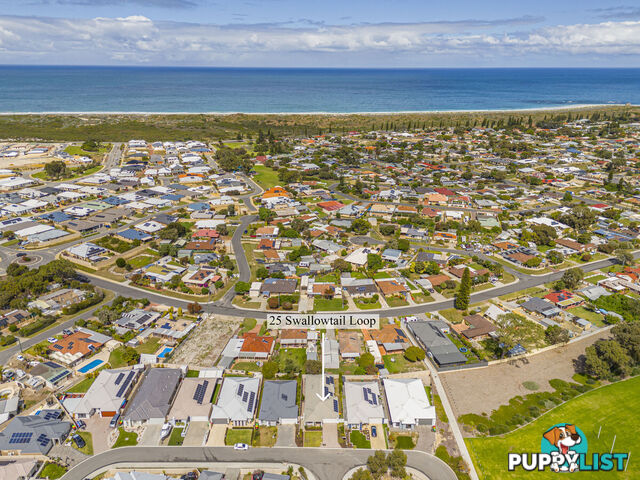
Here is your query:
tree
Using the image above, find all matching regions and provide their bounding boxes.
[545,325,571,345]
[584,345,612,379]
[262,360,279,379]
[358,352,375,368]
[366,451,387,479]
[256,267,270,280]
[44,160,69,179]
[121,347,140,366]
[187,302,202,314]
[115,257,126,268]
[455,268,471,310]
[616,250,634,266]
[525,257,542,268]
[404,346,426,362]
[387,449,407,478]
[560,206,596,231]
[331,258,352,273]
[351,218,371,235]
[367,254,383,271]
[350,468,373,480]
[546,250,564,265]
[611,322,640,363]
[494,313,543,356]
[560,267,584,290]
[235,281,251,294]
[267,297,279,309]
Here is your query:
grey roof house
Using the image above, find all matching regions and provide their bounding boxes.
[123,368,182,426]
[0,415,71,454]
[258,380,298,426]
[406,321,466,367]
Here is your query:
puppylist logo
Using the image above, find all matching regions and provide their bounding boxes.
[508,423,629,473]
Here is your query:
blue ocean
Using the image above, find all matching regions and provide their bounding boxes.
[0,67,638,113]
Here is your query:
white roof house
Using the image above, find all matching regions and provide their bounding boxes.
[383,378,436,428]
[210,376,260,426]
[344,247,374,266]
[343,380,385,429]
[66,368,140,418]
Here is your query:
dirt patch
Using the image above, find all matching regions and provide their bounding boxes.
[170,313,241,367]
[439,330,610,418]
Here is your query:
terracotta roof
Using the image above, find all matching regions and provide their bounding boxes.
[241,333,275,354]
[375,279,407,295]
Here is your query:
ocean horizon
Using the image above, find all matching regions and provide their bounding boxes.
[1,66,639,114]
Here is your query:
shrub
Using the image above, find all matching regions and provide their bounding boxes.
[404,346,426,362]
[282,301,293,310]
[522,381,540,391]
[115,257,126,268]
[267,297,279,309]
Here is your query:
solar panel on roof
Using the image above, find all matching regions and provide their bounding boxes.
[43,411,61,420]
[242,391,248,402]
[114,373,125,385]
[237,384,244,396]
[37,433,50,447]
[116,371,135,398]
[247,391,256,412]
[333,399,339,412]
[324,387,329,396]
[9,432,32,444]
[372,395,378,405]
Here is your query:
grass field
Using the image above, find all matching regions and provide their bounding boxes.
[253,426,278,447]
[304,430,323,447]
[314,297,347,311]
[570,306,606,327]
[466,376,640,480]
[225,428,253,446]
[383,354,425,374]
[168,427,184,446]
[112,428,138,448]
[350,430,371,449]
[38,462,68,479]
[67,376,97,393]
[252,165,280,189]
[71,431,94,455]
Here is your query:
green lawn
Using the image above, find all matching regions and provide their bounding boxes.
[109,337,162,368]
[127,255,155,269]
[168,427,184,446]
[67,376,97,393]
[570,306,606,327]
[304,430,323,447]
[252,165,280,189]
[38,462,68,479]
[439,307,466,324]
[112,428,138,448]
[393,435,415,450]
[239,317,257,334]
[232,361,262,372]
[355,299,382,310]
[315,272,340,283]
[65,144,109,155]
[383,354,425,374]
[225,428,253,446]
[350,430,371,449]
[386,296,409,307]
[314,297,347,311]
[373,271,392,279]
[278,347,307,372]
[467,376,640,480]
[253,426,278,447]
[412,292,434,304]
[586,274,606,285]
[71,431,93,455]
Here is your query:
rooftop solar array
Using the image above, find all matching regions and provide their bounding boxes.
[116,371,136,398]
[114,372,125,385]
[333,399,339,413]
[9,432,32,444]
[193,380,209,405]
[37,433,50,447]
[247,391,256,412]
[363,387,378,405]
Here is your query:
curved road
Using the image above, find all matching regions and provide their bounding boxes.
[60,446,457,480]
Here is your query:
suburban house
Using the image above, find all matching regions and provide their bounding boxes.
[406,321,466,367]
[123,368,182,426]
[115,309,162,332]
[365,324,410,354]
[65,368,140,418]
[455,314,497,341]
[279,329,309,347]
[169,377,217,422]
[28,288,87,315]
[383,378,436,428]
[238,333,275,359]
[302,375,340,426]
[0,415,71,455]
[338,331,362,359]
[341,276,378,298]
[521,297,561,318]
[343,380,386,430]
[210,376,260,426]
[258,380,299,426]
[544,290,584,309]
[259,278,297,297]
[375,279,408,298]
[47,328,111,366]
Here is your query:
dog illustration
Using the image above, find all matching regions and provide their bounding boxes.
[543,424,582,472]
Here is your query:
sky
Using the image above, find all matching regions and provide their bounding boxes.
[0,0,639,67]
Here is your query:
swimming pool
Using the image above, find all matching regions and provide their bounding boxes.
[78,359,103,373]
[158,347,173,359]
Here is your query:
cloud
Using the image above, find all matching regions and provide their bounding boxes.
[27,0,201,7]
[0,15,639,65]
[591,6,640,20]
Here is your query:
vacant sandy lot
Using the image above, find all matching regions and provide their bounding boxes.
[170,313,241,367]
[440,329,611,418]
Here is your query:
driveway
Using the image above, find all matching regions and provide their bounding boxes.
[369,424,386,450]
[183,421,210,446]
[275,424,296,447]
[206,424,227,446]
[415,425,436,453]
[84,416,111,454]
[139,424,162,446]
[322,423,340,448]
